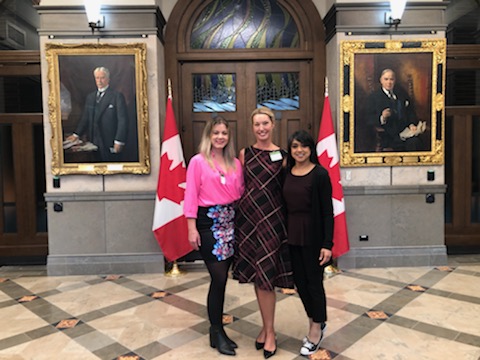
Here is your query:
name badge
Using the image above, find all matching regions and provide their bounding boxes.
[269,150,283,162]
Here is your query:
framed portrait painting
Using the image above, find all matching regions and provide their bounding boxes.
[46,43,150,175]
[339,39,446,166]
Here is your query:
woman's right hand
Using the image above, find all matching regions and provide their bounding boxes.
[188,229,201,251]
[187,218,201,250]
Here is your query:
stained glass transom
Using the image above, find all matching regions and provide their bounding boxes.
[191,0,299,49]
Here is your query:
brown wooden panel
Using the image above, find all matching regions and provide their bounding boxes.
[445,43,480,252]
[445,106,480,251]
[0,51,48,261]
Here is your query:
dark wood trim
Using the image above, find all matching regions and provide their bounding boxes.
[0,51,40,64]
[446,44,480,58]
[0,114,44,124]
[446,106,480,116]
[446,44,480,69]
[176,50,316,62]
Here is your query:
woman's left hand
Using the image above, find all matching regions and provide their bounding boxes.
[319,248,332,266]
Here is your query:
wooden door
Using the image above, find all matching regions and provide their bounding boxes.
[179,60,312,161]
[0,51,47,264]
[444,44,480,253]
[445,107,480,252]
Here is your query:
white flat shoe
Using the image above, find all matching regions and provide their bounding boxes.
[302,322,327,344]
[300,331,324,356]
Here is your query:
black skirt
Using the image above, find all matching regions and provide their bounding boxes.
[197,203,236,263]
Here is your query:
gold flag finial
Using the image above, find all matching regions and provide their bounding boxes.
[167,78,172,99]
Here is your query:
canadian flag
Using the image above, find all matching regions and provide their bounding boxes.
[316,87,350,258]
[152,95,192,261]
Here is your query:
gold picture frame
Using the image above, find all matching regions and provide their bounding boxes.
[339,39,446,167]
[46,43,150,175]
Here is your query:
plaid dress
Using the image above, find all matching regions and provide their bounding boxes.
[233,147,294,291]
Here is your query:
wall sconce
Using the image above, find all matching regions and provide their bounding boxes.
[84,0,104,33]
[385,0,407,30]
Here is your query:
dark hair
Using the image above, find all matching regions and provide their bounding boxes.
[286,130,319,168]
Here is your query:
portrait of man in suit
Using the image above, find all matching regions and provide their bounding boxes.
[366,68,425,152]
[65,67,129,162]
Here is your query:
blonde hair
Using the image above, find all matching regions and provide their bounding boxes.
[250,106,275,123]
[198,116,237,171]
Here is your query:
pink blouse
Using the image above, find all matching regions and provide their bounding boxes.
[184,154,244,218]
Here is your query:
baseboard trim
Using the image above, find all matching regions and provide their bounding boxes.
[337,245,448,269]
[47,253,165,275]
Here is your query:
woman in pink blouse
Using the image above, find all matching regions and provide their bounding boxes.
[184,116,244,356]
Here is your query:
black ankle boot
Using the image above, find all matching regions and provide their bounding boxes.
[210,325,236,356]
[221,327,238,349]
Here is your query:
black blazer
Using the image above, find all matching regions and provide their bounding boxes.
[366,87,417,149]
[310,165,334,255]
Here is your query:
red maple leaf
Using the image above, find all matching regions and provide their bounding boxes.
[318,152,343,201]
[157,153,186,204]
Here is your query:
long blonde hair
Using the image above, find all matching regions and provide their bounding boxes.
[198,116,237,171]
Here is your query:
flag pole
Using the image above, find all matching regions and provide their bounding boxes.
[167,78,172,98]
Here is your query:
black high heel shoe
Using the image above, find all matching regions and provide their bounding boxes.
[263,345,277,358]
[221,327,238,349]
[210,325,236,356]
[263,340,277,359]
[255,340,264,350]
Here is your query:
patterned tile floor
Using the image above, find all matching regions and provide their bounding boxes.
[0,255,479,360]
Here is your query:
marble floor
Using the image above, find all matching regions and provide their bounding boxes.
[0,255,479,360]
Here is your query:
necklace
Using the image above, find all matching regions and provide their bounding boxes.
[212,156,227,185]
[219,170,226,185]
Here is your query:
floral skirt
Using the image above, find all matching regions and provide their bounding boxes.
[196,203,235,263]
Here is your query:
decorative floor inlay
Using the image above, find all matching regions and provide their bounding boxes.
[280,288,297,295]
[222,313,234,324]
[55,318,80,329]
[436,266,454,272]
[310,348,333,360]
[104,275,123,281]
[116,354,142,360]
[17,295,38,302]
[366,310,390,320]
[150,290,169,299]
[406,284,427,292]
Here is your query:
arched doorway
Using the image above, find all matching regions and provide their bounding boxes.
[165,0,326,161]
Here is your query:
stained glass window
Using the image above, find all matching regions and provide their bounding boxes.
[193,74,236,112]
[256,72,299,110]
[191,0,299,49]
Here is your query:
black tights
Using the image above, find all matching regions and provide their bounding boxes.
[205,258,232,326]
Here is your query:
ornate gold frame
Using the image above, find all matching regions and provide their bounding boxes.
[340,39,446,167]
[46,43,150,175]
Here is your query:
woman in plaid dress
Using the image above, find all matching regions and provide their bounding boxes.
[233,107,294,359]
